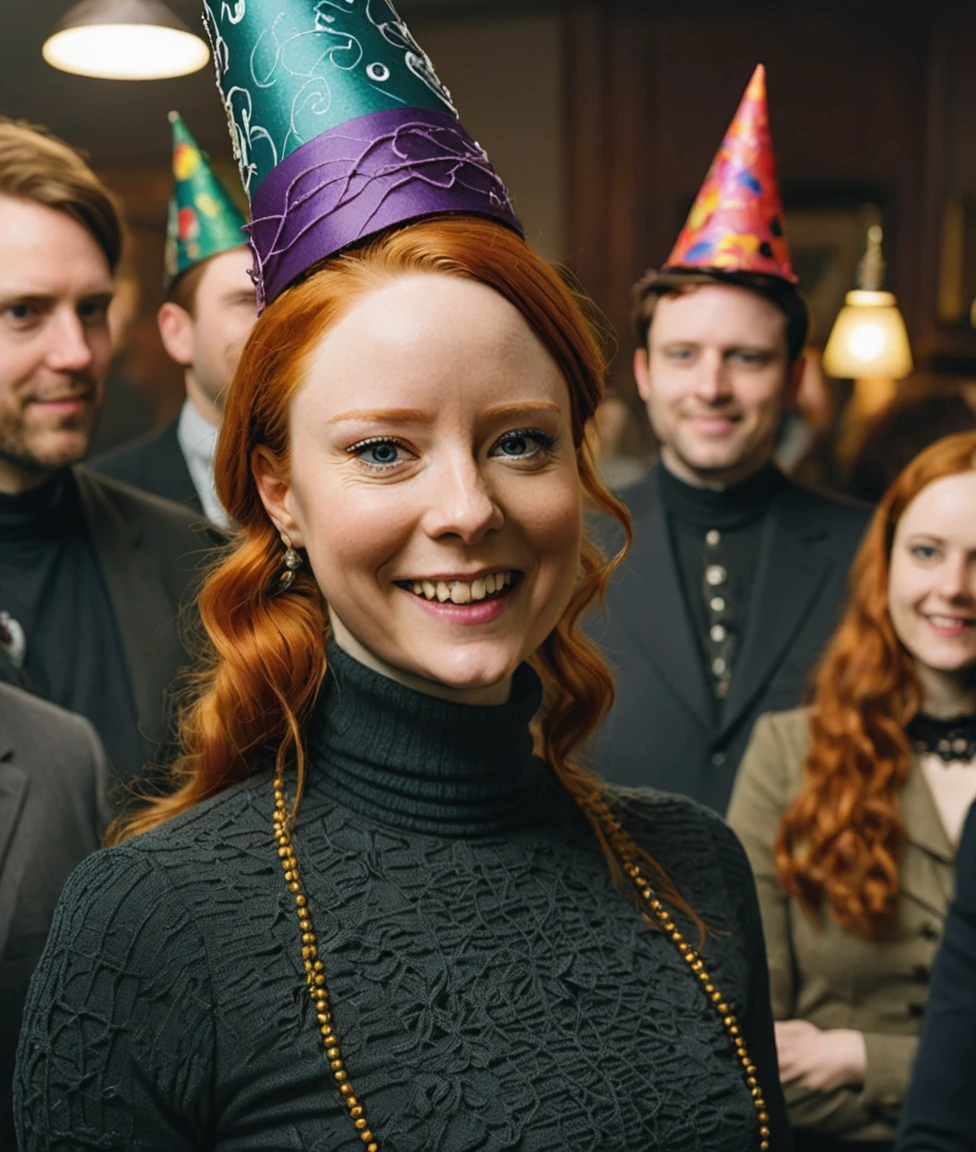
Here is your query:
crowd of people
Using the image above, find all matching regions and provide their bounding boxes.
[1,2,975,1149]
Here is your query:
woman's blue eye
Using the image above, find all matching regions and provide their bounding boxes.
[348,438,404,467]
[492,429,555,460]
[912,544,938,560]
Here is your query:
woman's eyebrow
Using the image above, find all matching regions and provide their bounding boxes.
[483,401,562,420]
[328,408,432,425]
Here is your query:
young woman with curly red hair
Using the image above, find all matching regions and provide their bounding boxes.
[14,211,788,1151]
[729,430,976,1151]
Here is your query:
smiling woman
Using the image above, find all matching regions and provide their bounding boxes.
[14,1,788,1148]
[728,431,976,1150]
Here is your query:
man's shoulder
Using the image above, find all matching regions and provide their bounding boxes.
[73,465,221,544]
[0,683,103,789]
[775,474,871,534]
[89,420,179,484]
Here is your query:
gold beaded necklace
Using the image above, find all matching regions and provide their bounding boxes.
[273,768,772,1152]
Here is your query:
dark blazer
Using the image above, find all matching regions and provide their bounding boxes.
[0,683,110,1148]
[90,418,202,514]
[896,800,976,1151]
[0,467,220,772]
[587,465,870,813]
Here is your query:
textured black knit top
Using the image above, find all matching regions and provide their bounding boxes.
[15,646,788,1151]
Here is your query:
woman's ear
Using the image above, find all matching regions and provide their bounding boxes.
[252,445,305,547]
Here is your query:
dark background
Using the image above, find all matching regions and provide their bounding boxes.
[4,0,975,444]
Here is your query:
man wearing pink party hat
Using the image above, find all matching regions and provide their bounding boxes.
[589,66,869,813]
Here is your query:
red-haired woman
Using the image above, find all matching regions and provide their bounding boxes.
[14,214,787,1151]
[728,431,976,1151]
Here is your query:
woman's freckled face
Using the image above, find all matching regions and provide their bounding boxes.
[888,471,976,677]
[262,273,582,692]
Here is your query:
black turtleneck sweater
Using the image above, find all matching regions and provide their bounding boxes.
[16,646,788,1151]
[0,469,140,778]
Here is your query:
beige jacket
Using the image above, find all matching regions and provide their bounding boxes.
[727,707,956,1142]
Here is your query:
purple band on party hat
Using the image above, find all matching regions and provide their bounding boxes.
[247,106,522,309]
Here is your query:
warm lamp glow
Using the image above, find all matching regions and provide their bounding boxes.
[42,0,209,81]
[822,290,914,379]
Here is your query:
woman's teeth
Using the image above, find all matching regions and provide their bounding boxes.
[929,615,974,629]
[409,571,515,604]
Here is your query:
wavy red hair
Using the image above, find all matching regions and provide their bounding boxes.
[777,430,976,939]
[109,217,690,912]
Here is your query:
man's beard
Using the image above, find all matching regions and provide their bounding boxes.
[0,399,98,475]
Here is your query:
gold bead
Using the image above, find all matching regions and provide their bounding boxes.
[340,1083,353,1097]
[367,1144,378,1152]
[711,991,722,1003]
[295,895,307,907]
[760,1143,769,1151]
[360,1132,373,1144]
[322,1033,336,1046]
[355,1118,367,1130]
[677,941,690,953]
[746,1064,757,1076]
[758,1112,768,1123]
[760,1127,770,1139]
[751,1086,762,1099]
[729,1025,740,1037]
[330,1059,344,1072]
[334,1069,347,1083]
[346,1096,358,1110]
[746,1076,757,1088]
[717,1002,729,1015]
[278,846,289,858]
[691,959,704,972]
[327,1047,340,1059]
[705,984,715,994]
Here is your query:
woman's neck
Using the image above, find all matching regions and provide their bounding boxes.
[328,611,513,707]
[915,661,976,719]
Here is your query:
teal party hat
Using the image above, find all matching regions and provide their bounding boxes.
[202,0,521,309]
[165,111,249,286]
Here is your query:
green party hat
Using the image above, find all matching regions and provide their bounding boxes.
[165,111,249,286]
[201,0,520,308]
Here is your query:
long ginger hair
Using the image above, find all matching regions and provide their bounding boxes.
[109,216,689,901]
[777,431,976,939]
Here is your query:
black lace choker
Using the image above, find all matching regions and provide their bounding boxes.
[907,712,976,763]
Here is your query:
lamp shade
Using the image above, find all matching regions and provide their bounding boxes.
[822,289,914,380]
[43,0,210,80]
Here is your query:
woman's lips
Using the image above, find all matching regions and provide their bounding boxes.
[398,572,522,625]
[925,613,976,639]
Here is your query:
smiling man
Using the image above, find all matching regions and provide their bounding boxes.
[588,68,869,813]
[0,119,217,788]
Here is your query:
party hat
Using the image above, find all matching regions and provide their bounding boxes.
[663,65,796,284]
[165,111,248,286]
[201,0,522,309]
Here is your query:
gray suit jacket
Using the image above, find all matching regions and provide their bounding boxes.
[0,683,110,1146]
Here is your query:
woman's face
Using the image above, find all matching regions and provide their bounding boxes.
[256,273,582,694]
[888,471,976,678]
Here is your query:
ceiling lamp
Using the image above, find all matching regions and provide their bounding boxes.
[43,0,210,81]
[822,225,913,381]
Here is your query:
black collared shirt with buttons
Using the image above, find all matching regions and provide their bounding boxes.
[659,462,785,723]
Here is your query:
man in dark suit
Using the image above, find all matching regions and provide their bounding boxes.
[92,112,256,526]
[587,67,870,813]
[0,119,217,786]
[896,800,976,1151]
[0,683,111,1147]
